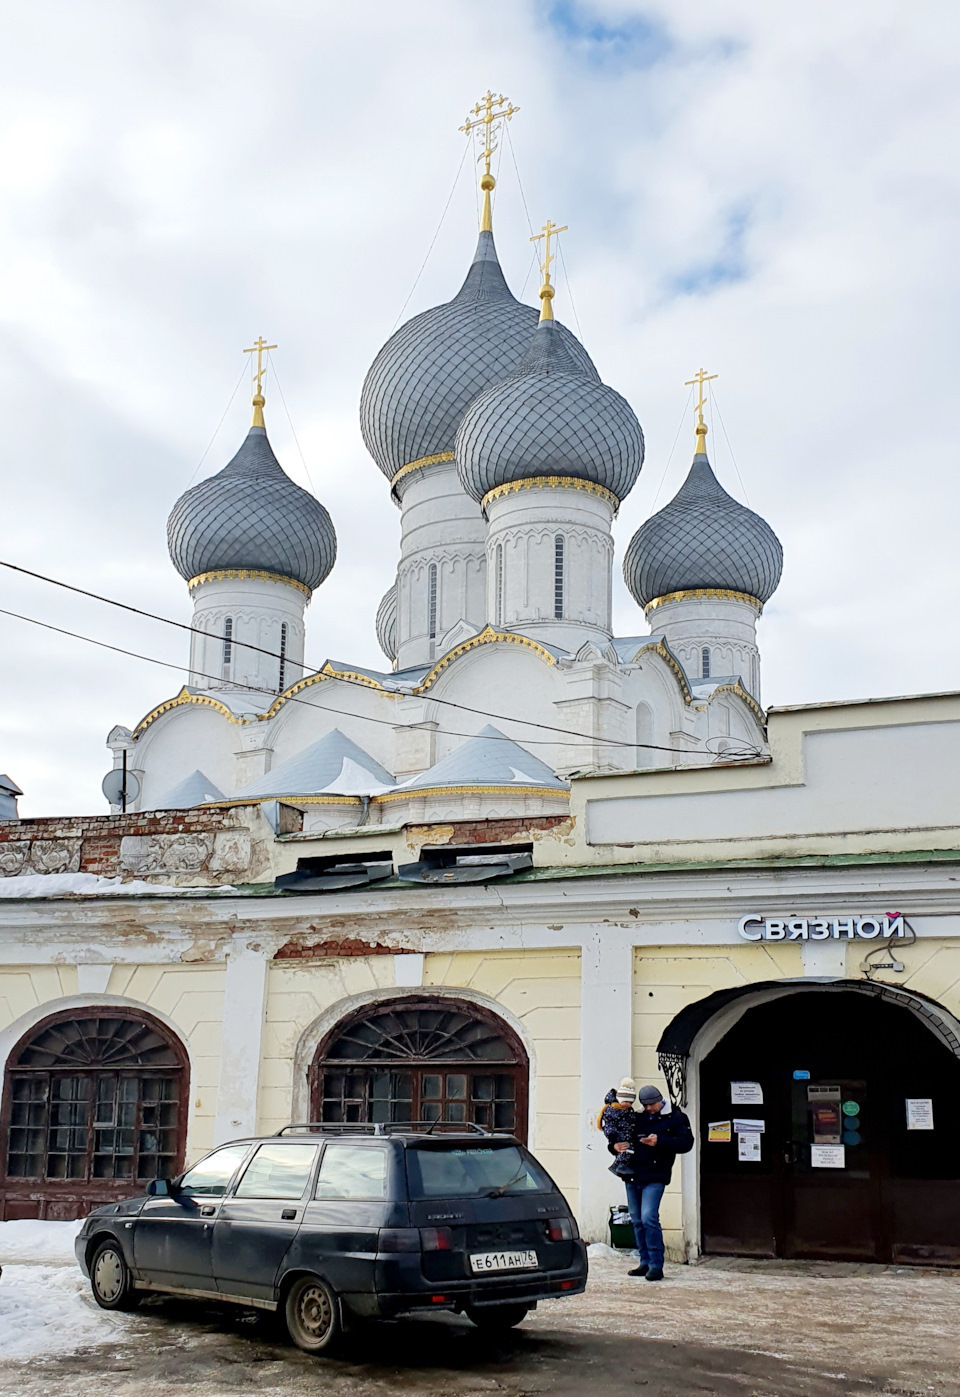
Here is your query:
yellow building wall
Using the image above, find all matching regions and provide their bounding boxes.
[632,942,803,1259]
[260,949,582,1214]
[0,966,79,1031]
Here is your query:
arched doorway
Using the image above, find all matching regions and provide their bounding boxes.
[680,987,960,1264]
[0,1008,189,1220]
[310,997,529,1140]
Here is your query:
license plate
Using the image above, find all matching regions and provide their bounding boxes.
[470,1249,538,1273]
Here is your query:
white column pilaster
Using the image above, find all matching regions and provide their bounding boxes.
[579,930,634,1241]
[214,939,269,1144]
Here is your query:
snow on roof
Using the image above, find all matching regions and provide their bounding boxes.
[0,873,234,899]
[150,769,225,810]
[396,724,568,793]
[233,728,396,800]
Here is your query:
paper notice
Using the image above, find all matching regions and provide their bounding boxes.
[737,1131,762,1162]
[732,1118,765,1134]
[731,1081,763,1105]
[810,1144,846,1168]
[906,1098,934,1130]
[708,1121,732,1143]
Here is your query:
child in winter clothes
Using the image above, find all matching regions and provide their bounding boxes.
[597,1078,638,1152]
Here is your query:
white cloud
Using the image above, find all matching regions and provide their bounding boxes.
[1,0,958,814]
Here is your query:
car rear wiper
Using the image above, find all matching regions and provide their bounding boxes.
[485,1168,528,1197]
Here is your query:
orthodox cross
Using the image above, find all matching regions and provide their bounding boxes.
[684,367,718,435]
[530,219,568,321]
[244,337,277,396]
[460,90,520,178]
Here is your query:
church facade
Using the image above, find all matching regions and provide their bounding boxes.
[2,101,959,1268]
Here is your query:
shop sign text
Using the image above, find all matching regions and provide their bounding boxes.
[738,914,905,942]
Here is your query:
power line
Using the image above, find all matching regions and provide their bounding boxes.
[0,558,751,757]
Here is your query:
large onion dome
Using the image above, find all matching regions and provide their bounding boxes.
[167,424,336,592]
[455,317,644,504]
[624,448,782,607]
[360,230,595,484]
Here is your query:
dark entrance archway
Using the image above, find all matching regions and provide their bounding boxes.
[0,1008,189,1220]
[686,988,960,1264]
[310,997,529,1140]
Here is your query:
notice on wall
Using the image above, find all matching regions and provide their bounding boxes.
[708,1121,732,1143]
[811,1144,846,1169]
[812,1102,842,1145]
[737,1131,762,1162]
[906,1098,934,1131]
[731,1081,763,1105]
[733,1118,765,1135]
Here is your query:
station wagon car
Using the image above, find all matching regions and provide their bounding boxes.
[74,1124,588,1353]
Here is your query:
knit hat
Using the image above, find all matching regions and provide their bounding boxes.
[616,1077,636,1102]
[638,1085,664,1105]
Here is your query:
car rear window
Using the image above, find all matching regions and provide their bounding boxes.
[405,1144,552,1199]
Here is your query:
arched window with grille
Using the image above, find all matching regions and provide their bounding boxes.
[222,616,234,677]
[427,563,438,640]
[554,535,564,620]
[701,646,711,679]
[0,1010,188,1219]
[310,998,529,1140]
[278,622,288,692]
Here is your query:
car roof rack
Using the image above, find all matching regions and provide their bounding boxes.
[274,1120,495,1138]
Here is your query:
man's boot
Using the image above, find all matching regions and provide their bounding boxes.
[627,1263,648,1277]
[645,1267,664,1281]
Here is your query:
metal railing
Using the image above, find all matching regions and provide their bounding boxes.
[274,1120,495,1138]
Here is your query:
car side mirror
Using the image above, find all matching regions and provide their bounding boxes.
[147,1178,174,1196]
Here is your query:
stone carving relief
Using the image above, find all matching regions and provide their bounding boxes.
[208,831,252,873]
[120,834,214,875]
[0,843,29,877]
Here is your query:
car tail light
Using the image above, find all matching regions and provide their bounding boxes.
[377,1228,421,1252]
[546,1217,576,1241]
[420,1226,454,1251]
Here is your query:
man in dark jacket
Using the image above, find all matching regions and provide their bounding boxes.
[604,1083,693,1281]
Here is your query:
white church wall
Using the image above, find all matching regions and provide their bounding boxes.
[188,574,307,695]
[133,705,240,808]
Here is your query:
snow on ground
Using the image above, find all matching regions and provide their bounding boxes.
[0,1219,82,1264]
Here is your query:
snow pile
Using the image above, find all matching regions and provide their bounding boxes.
[0,873,235,898]
[0,1263,127,1358]
[588,1242,638,1262]
[0,1218,82,1264]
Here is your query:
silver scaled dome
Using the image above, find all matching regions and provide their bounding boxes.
[167,425,336,592]
[360,230,596,483]
[455,318,644,503]
[623,449,782,607]
[375,583,398,663]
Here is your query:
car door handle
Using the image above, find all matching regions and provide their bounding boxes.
[281,1209,297,1220]
[200,1205,216,1216]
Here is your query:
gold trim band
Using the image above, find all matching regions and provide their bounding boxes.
[645,588,761,612]
[481,476,619,512]
[189,569,312,599]
[390,452,456,490]
[378,784,569,804]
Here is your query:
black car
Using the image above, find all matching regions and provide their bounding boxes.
[75,1123,588,1353]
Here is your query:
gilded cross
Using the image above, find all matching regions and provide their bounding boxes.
[243,336,277,395]
[684,367,718,432]
[460,90,520,177]
[530,219,568,288]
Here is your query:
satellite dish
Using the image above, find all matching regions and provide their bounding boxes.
[102,769,141,806]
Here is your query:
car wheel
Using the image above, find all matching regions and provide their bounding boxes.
[284,1275,341,1354]
[466,1303,530,1330]
[90,1240,142,1311]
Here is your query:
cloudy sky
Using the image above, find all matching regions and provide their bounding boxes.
[2,0,958,817]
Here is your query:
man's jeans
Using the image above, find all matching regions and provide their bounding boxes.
[623,1180,666,1269]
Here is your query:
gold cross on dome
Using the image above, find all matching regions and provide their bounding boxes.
[460,90,520,178]
[243,336,277,395]
[530,219,568,321]
[684,367,718,447]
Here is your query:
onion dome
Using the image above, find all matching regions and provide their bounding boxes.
[455,315,644,504]
[360,229,595,486]
[376,583,398,663]
[168,408,336,593]
[624,445,783,607]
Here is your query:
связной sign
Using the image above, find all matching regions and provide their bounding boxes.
[738,914,905,942]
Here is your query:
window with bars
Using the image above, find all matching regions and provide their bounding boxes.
[222,617,233,675]
[495,543,503,627]
[554,536,564,620]
[702,646,711,678]
[2,1015,186,1186]
[278,622,288,692]
[311,1001,527,1140]
[427,563,438,640]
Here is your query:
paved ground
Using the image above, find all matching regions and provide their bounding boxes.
[3,1246,960,1396]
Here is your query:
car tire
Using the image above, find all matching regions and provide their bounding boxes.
[284,1275,341,1354]
[90,1240,142,1311]
[466,1303,530,1330]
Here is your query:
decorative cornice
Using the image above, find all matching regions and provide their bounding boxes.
[132,687,247,739]
[378,784,569,804]
[414,626,557,692]
[627,639,694,706]
[708,681,766,724]
[481,476,620,514]
[390,452,456,492]
[258,661,397,721]
[199,794,363,809]
[645,588,762,613]
[188,569,312,599]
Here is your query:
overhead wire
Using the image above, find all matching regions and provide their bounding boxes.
[649,387,695,511]
[711,389,752,506]
[0,558,756,758]
[266,353,317,495]
[556,237,585,343]
[389,139,471,334]
[182,361,249,488]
